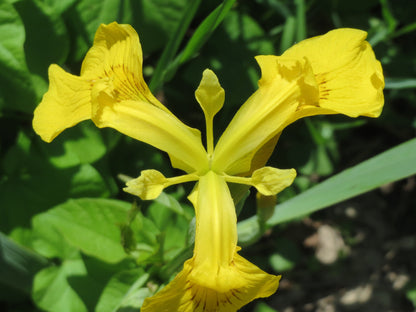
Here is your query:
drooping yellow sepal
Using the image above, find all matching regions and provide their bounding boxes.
[32,22,208,173]
[141,171,281,312]
[141,255,280,312]
[282,28,384,119]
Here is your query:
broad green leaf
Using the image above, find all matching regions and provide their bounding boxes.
[238,138,416,244]
[40,122,107,168]
[0,232,48,295]
[0,1,36,112]
[33,198,131,263]
[13,0,70,79]
[121,204,161,264]
[115,287,152,312]
[31,213,79,260]
[69,0,189,59]
[0,130,111,233]
[95,268,149,312]
[153,192,190,220]
[40,0,78,15]
[32,259,88,312]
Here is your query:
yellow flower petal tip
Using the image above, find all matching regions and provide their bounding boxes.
[124,170,167,200]
[251,167,296,196]
[282,28,384,118]
[141,255,281,312]
[195,69,225,119]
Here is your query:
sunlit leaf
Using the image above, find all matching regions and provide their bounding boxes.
[33,198,131,263]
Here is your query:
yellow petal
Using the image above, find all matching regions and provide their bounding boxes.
[141,255,280,312]
[81,22,169,112]
[124,170,199,200]
[32,64,92,142]
[224,166,296,196]
[190,171,238,291]
[282,28,384,119]
[91,87,208,172]
[141,171,281,311]
[251,167,296,196]
[195,69,225,120]
[86,22,208,172]
[212,57,317,175]
[124,170,167,200]
[195,69,225,155]
[33,22,208,172]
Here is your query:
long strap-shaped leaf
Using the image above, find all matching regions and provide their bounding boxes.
[238,138,416,245]
[0,232,49,294]
[149,0,202,92]
[162,0,237,84]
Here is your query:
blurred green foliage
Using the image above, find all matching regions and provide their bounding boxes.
[1,0,415,311]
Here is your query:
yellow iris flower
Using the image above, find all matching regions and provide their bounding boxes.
[33,22,384,312]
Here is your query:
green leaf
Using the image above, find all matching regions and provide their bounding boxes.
[385,77,416,89]
[238,138,416,244]
[121,204,161,263]
[268,138,416,225]
[31,213,79,260]
[40,122,107,168]
[33,198,131,263]
[280,15,296,53]
[95,268,149,312]
[295,0,306,41]
[149,0,202,91]
[13,0,70,79]
[153,192,190,220]
[405,279,416,308]
[0,1,36,112]
[254,302,278,312]
[129,0,191,54]
[0,130,111,233]
[33,258,88,312]
[179,0,236,64]
[268,238,301,272]
[0,232,48,295]
[163,0,237,82]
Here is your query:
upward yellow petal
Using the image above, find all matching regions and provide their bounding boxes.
[282,28,384,120]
